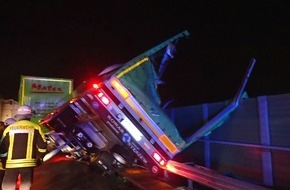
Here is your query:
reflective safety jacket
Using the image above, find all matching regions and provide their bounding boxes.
[0,120,47,168]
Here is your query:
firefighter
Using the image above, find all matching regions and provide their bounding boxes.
[0,121,5,190]
[0,117,16,189]
[0,105,47,190]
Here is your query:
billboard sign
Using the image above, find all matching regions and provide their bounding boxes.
[18,76,73,122]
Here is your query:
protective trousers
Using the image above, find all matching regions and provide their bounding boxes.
[2,167,33,190]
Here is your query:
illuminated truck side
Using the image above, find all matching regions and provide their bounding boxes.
[41,80,182,174]
[105,63,186,158]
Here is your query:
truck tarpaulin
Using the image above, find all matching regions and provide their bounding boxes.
[113,58,186,150]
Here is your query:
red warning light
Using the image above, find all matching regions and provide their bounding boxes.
[153,152,165,166]
[87,78,101,90]
[153,152,161,162]
[92,83,99,89]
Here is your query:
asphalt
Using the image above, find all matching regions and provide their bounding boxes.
[30,155,135,190]
[10,153,215,190]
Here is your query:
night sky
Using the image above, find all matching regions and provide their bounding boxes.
[0,1,289,107]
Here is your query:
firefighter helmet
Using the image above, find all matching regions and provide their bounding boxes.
[4,117,16,126]
[15,105,33,120]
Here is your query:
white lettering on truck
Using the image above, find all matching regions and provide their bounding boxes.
[128,142,148,164]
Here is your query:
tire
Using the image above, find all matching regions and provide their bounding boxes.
[89,151,115,172]
[110,144,134,166]
[97,151,115,166]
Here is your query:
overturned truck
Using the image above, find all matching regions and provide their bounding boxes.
[40,30,256,186]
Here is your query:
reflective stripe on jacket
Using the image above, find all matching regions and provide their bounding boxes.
[0,120,47,168]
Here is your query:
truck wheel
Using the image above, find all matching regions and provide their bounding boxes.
[93,151,115,172]
[113,152,127,165]
[111,144,134,166]
[98,151,115,165]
